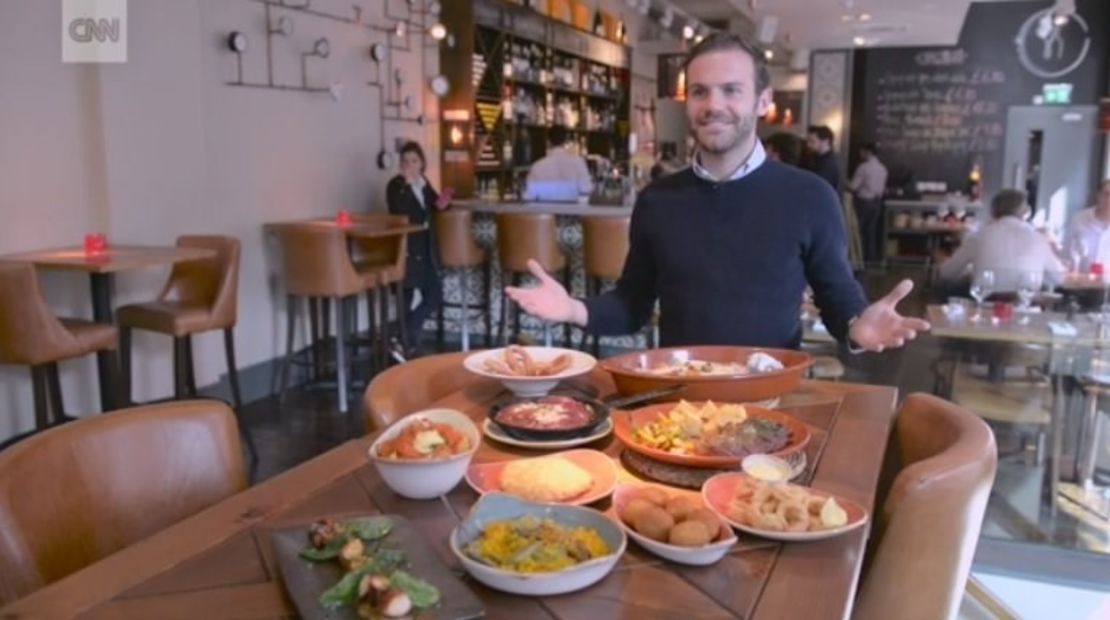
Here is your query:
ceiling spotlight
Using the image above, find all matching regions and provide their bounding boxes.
[840,14,852,21]
[764,49,774,60]
[270,15,294,37]
[852,36,866,46]
[428,1,442,15]
[429,22,447,40]
[395,21,406,37]
[682,24,695,40]
[694,34,705,44]
[859,13,872,21]
[312,37,331,58]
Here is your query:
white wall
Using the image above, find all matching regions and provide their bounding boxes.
[0,0,441,440]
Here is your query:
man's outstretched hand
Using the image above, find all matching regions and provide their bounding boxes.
[504,259,589,327]
[848,279,931,352]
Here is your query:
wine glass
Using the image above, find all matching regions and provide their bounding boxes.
[1016,271,1042,325]
[969,269,995,322]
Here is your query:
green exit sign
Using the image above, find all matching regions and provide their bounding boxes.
[1043,83,1073,104]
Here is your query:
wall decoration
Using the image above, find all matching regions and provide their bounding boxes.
[1014,7,1092,79]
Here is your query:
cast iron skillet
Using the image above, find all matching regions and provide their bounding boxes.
[487,384,685,441]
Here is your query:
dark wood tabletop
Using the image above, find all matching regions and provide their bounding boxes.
[0,245,216,274]
[0,376,897,620]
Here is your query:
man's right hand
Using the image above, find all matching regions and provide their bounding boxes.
[505,259,589,327]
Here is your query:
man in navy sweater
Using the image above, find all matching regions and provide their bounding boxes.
[507,34,928,351]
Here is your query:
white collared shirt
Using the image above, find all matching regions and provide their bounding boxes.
[1064,207,1110,265]
[939,216,1066,290]
[691,140,767,183]
[409,175,427,209]
[526,146,593,195]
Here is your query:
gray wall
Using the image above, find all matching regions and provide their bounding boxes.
[0,0,442,439]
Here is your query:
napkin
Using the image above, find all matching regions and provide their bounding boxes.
[1047,321,1078,336]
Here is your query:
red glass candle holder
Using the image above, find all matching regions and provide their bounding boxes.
[336,209,352,228]
[84,233,107,255]
[992,302,1013,322]
[1091,262,1104,279]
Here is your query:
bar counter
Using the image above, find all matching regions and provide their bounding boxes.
[453,199,633,217]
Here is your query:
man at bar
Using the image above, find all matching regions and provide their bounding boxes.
[506,33,928,352]
[522,126,593,202]
[805,125,843,192]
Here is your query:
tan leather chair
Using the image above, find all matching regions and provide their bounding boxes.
[361,351,478,431]
[580,216,630,355]
[434,209,492,352]
[0,400,247,604]
[351,213,410,366]
[495,212,569,346]
[272,224,375,413]
[853,393,997,620]
[115,236,238,391]
[0,262,121,429]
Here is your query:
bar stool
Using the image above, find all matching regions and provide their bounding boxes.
[114,235,255,457]
[0,262,121,429]
[435,209,491,351]
[495,212,570,347]
[272,224,375,413]
[580,215,630,355]
[350,213,410,365]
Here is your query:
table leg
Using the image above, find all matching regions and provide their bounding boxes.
[89,273,117,411]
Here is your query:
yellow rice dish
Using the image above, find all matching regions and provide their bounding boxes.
[499,456,593,503]
[464,515,610,573]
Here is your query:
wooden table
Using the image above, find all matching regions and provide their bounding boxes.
[1,376,897,619]
[926,304,1110,347]
[0,245,216,410]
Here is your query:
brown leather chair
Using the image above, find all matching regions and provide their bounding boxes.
[495,212,569,346]
[853,393,997,620]
[0,400,247,604]
[434,209,492,352]
[361,351,478,431]
[579,215,630,355]
[272,224,374,413]
[351,213,410,366]
[115,236,238,392]
[0,262,121,429]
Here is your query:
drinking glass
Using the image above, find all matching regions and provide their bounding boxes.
[969,269,995,322]
[1016,271,1041,325]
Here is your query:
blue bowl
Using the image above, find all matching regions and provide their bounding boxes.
[450,493,626,596]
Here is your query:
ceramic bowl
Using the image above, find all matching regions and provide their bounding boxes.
[368,408,480,500]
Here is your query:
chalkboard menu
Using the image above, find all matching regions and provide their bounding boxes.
[854,0,1108,195]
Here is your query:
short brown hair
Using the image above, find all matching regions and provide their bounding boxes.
[991,189,1028,219]
[683,33,771,94]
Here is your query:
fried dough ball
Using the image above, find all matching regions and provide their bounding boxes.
[668,520,712,547]
[686,508,723,540]
[663,496,701,522]
[632,505,675,542]
[633,486,670,507]
[621,498,656,527]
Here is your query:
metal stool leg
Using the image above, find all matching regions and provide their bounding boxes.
[461,268,471,352]
[30,365,49,430]
[334,295,348,413]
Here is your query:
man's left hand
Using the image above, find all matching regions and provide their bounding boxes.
[848,279,931,352]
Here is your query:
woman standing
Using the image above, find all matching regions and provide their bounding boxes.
[387,141,448,354]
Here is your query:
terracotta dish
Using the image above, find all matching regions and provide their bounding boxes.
[600,346,813,403]
[613,402,811,469]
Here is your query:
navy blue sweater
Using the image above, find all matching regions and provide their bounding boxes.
[583,162,867,348]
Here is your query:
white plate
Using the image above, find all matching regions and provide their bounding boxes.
[481,417,613,450]
[463,347,597,397]
[701,473,870,542]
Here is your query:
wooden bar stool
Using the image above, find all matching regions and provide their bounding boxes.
[580,215,630,356]
[434,209,491,351]
[271,224,375,413]
[495,212,570,347]
[350,213,410,366]
[115,235,255,457]
[0,262,122,429]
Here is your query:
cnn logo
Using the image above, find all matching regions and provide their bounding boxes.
[62,0,127,63]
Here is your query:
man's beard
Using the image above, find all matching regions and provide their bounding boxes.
[691,108,757,155]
